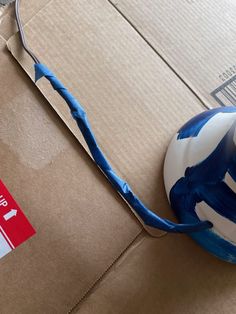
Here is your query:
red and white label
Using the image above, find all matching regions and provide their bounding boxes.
[0,180,35,259]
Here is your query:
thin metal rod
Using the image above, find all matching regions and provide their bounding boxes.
[14,0,40,64]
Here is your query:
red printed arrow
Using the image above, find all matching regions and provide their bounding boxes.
[0,180,36,258]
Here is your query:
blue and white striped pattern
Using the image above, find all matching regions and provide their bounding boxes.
[164,107,236,263]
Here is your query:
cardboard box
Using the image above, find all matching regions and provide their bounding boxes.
[1,0,236,313]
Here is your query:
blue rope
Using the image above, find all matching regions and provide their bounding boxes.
[35,63,212,233]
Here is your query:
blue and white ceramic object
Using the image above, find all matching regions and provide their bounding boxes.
[164,106,236,263]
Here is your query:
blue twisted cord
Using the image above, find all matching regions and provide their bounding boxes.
[35,63,212,233]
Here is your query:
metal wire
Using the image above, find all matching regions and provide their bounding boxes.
[14,0,40,63]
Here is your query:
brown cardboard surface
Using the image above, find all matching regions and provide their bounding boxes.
[0,0,49,40]
[109,0,236,108]
[0,35,141,313]
[8,0,208,234]
[3,1,236,313]
[76,232,236,314]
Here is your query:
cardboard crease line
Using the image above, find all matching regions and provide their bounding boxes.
[107,0,211,111]
[67,229,145,314]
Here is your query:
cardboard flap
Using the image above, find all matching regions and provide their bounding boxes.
[110,0,236,108]
[7,0,207,234]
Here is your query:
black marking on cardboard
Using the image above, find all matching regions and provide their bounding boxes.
[219,66,236,82]
[211,75,236,107]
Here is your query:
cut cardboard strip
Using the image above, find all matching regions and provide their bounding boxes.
[7,0,207,234]
[0,35,141,313]
[110,0,236,108]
